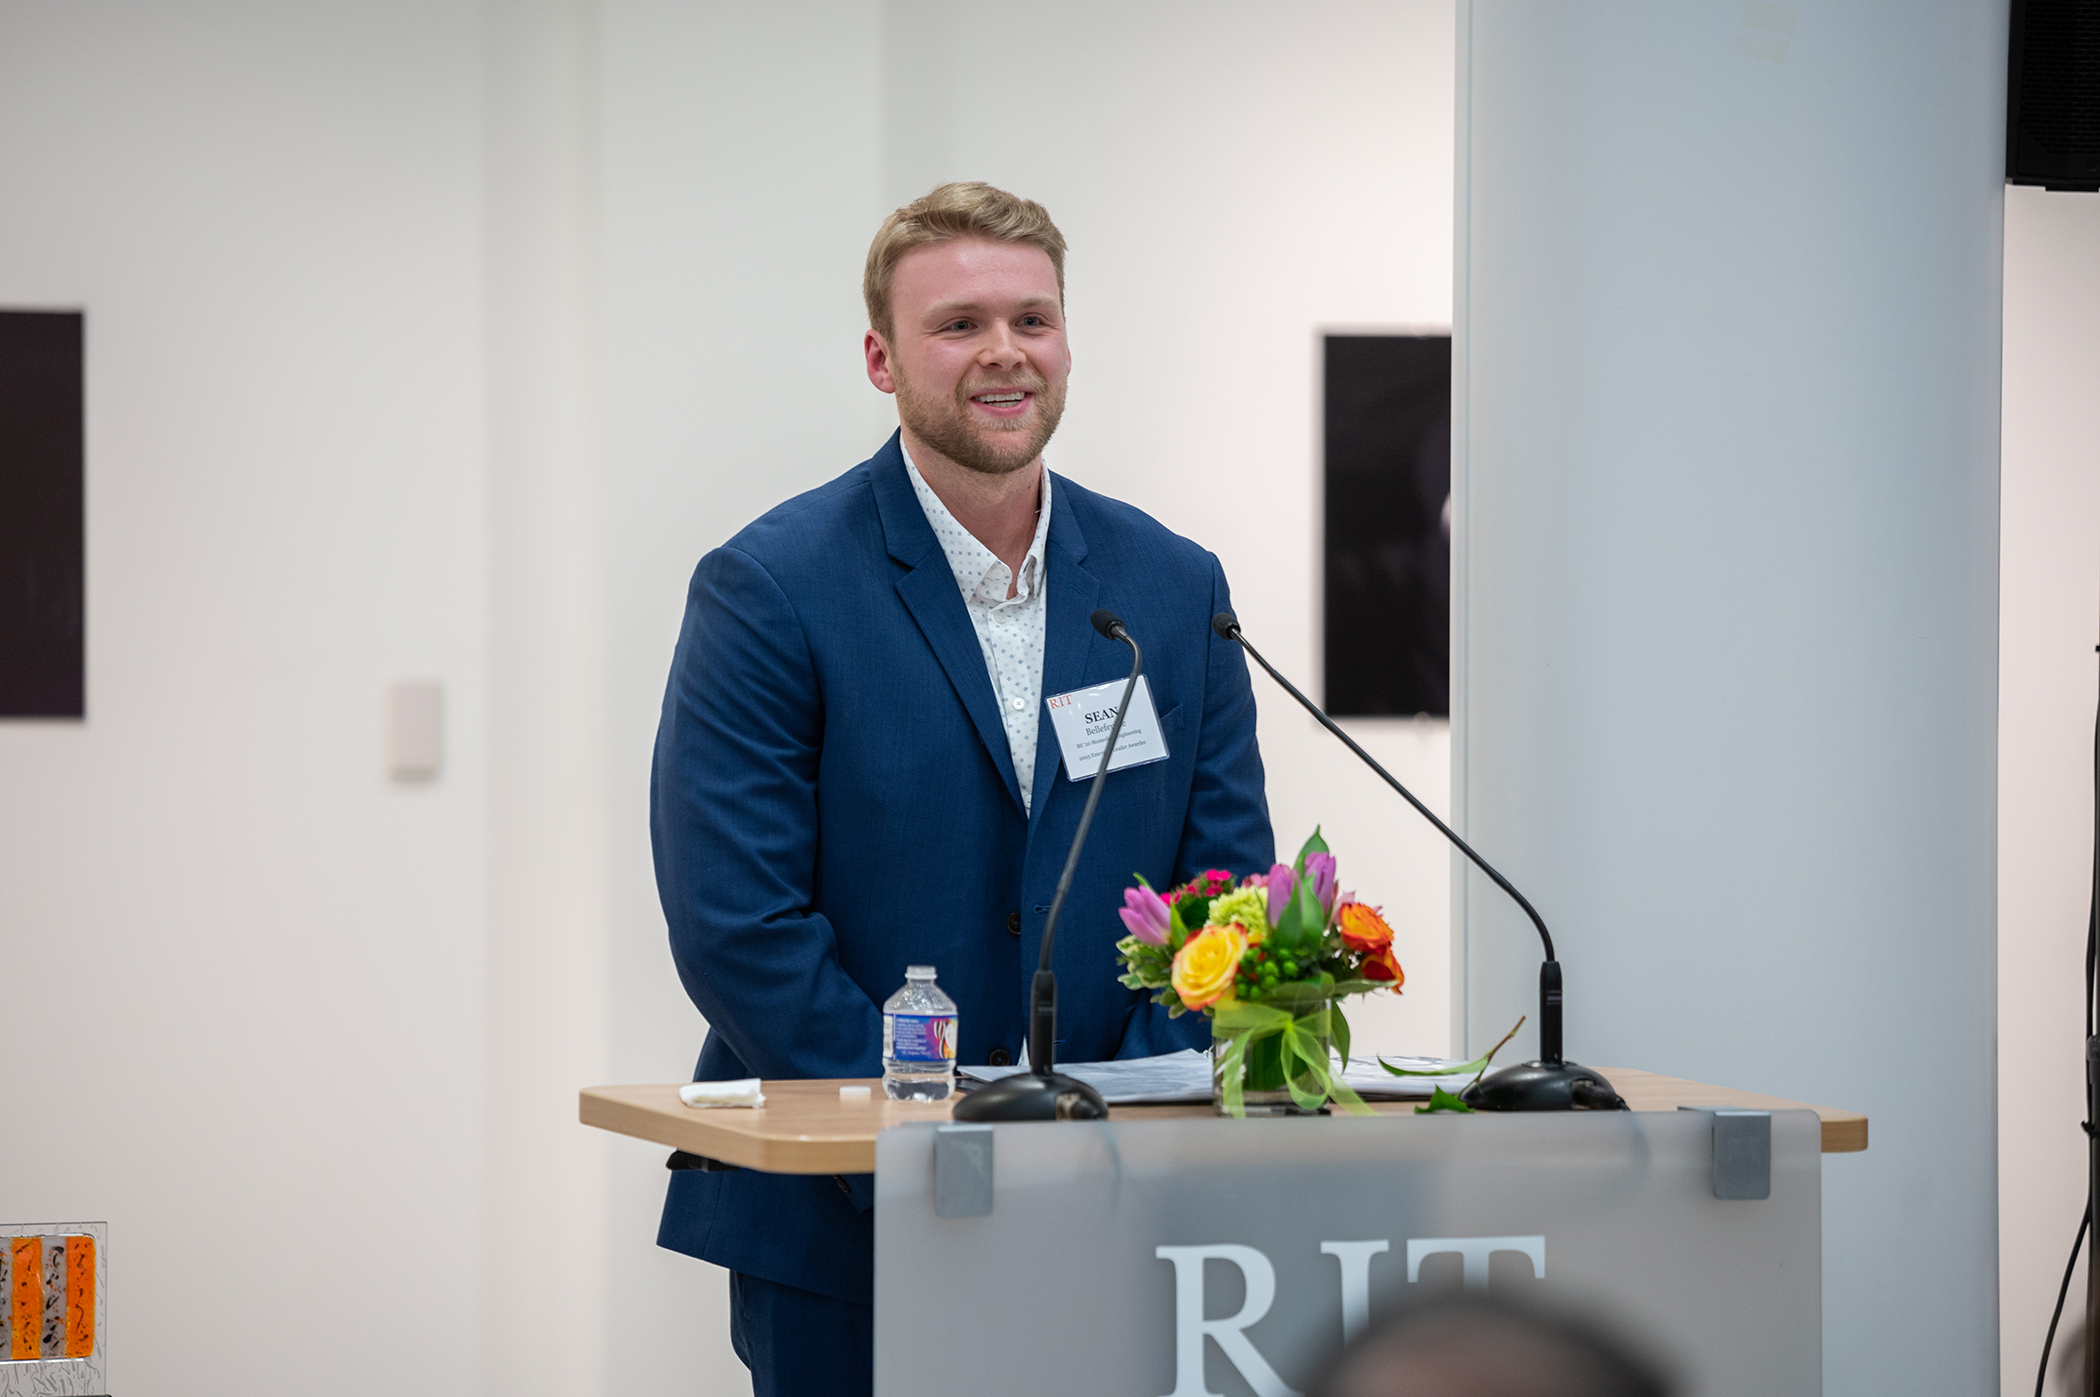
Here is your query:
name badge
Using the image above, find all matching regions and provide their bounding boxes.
[1045,675,1168,781]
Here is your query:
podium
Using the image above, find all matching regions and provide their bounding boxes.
[582,1070,1865,1397]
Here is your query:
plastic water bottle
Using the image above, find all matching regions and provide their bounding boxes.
[882,965,958,1101]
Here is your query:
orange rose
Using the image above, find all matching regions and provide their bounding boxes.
[1361,945,1405,992]
[1337,902,1394,953]
[1171,921,1247,1011]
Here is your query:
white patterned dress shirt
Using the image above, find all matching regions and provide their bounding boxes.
[902,443,1053,813]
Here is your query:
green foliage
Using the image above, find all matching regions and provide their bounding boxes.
[1378,1048,1492,1078]
[1175,890,1215,933]
[1379,1015,1526,1088]
[1415,1086,1476,1115]
[1258,976,1333,1014]
[1116,935,1174,991]
[1206,886,1271,938]
[1286,875,1324,955]
[1293,825,1330,874]
[1270,891,1303,951]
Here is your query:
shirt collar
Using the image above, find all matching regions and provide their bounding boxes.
[901,439,1053,606]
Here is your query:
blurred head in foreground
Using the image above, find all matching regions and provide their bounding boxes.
[1307,1292,1674,1397]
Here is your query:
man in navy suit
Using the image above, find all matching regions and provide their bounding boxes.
[651,182,1273,1397]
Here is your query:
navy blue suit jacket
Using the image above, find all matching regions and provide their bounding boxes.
[651,433,1273,1302]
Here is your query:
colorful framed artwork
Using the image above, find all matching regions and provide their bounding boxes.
[1,1222,106,1396]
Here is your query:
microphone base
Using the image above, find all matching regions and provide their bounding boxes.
[951,1071,1109,1121]
[1459,1060,1628,1112]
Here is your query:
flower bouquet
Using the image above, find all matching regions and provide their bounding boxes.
[1116,829,1405,1117]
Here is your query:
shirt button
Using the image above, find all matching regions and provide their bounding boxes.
[1010,698,1025,711]
[1006,910,1022,936]
[989,1047,1013,1067]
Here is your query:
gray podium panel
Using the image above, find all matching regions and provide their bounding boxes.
[875,1111,1820,1397]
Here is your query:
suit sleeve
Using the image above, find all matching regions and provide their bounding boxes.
[1114,554,1276,1059]
[651,544,885,1080]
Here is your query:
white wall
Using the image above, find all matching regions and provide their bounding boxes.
[481,1,615,1393]
[0,3,492,1392]
[1453,4,2005,1393]
[597,4,890,1390]
[1999,184,2100,1397]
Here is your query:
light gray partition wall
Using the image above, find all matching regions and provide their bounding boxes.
[1451,4,2003,1393]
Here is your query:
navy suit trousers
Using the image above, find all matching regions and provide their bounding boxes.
[730,1270,873,1397]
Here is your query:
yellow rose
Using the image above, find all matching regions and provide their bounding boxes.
[1172,921,1247,1011]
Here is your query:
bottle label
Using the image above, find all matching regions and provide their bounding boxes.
[884,1012,957,1064]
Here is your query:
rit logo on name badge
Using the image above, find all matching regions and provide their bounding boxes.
[1044,675,1168,779]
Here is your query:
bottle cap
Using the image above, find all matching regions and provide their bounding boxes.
[906,964,936,980]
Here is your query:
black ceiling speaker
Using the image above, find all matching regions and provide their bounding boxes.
[2009,0,2100,190]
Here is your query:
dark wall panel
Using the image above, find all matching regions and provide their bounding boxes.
[0,310,85,718]
[1323,334,1450,717]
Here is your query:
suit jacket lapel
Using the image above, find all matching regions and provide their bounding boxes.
[1029,476,1108,841]
[872,434,1026,812]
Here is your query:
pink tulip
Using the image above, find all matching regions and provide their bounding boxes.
[1264,863,1296,925]
[1305,852,1339,916]
[1120,885,1172,946]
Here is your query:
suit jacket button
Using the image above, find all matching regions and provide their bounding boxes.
[989,1048,1013,1067]
[1006,911,1021,936]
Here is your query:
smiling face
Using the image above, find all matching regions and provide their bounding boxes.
[864,237,1071,478]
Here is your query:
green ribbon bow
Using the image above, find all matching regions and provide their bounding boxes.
[1211,996,1375,1118]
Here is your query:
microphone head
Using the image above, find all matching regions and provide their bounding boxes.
[1211,611,1240,640]
[1090,609,1126,639]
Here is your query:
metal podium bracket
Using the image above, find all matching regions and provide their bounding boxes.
[934,1124,995,1217]
[1678,1105,1772,1200]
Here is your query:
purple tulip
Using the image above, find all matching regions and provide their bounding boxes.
[1264,863,1295,925]
[1305,852,1338,916]
[1119,886,1172,946]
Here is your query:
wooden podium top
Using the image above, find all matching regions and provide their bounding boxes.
[578,1067,1867,1176]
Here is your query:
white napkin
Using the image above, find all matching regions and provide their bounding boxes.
[679,1078,766,1109]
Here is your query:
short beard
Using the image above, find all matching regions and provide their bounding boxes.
[895,364,1067,478]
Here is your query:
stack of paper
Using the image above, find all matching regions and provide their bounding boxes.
[958,1050,1480,1106]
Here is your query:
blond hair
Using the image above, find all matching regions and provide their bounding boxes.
[863,182,1067,340]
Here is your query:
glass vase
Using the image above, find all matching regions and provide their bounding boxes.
[1211,1018,1332,1117]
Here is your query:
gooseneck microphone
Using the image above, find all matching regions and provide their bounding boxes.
[1210,611,1624,1112]
[953,608,1141,1121]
